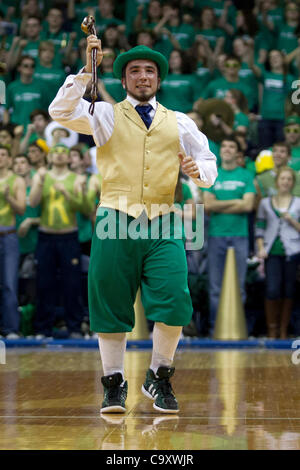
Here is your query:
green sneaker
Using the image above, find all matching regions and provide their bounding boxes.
[141,367,179,413]
[100,373,128,413]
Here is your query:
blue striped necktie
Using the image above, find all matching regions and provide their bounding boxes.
[135,104,153,129]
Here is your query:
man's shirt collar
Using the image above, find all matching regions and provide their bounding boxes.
[126,94,157,110]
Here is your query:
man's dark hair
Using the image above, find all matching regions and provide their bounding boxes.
[225,55,241,64]
[27,15,42,23]
[0,124,14,138]
[14,154,30,164]
[70,145,84,159]
[221,137,242,153]
[30,109,50,122]
[28,141,45,153]
[18,55,35,68]
[273,141,291,155]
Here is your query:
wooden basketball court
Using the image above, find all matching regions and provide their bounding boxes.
[0,348,299,450]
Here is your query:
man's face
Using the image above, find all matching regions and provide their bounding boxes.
[269,50,283,69]
[122,59,160,103]
[99,0,113,17]
[220,140,238,163]
[224,59,240,79]
[51,147,70,166]
[25,18,41,40]
[47,9,63,29]
[272,146,289,168]
[40,47,54,64]
[32,114,48,133]
[284,124,300,145]
[19,59,35,79]
[0,148,9,169]
[28,146,43,165]
[0,130,12,147]
[70,151,82,171]
[13,157,30,177]
[137,32,154,48]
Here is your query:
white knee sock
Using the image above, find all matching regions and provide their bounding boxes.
[150,322,182,375]
[98,332,127,378]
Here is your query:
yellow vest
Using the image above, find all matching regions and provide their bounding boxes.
[97,100,181,219]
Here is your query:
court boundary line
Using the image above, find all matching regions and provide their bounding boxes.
[0,416,300,420]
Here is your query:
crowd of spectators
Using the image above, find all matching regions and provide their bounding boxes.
[1,0,300,339]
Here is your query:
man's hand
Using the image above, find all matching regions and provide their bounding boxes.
[257,247,268,260]
[282,212,296,225]
[178,152,200,179]
[37,167,47,185]
[85,34,103,73]
[54,182,68,197]
[17,218,32,238]
[14,125,24,139]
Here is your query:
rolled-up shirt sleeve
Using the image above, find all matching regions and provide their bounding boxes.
[175,111,218,188]
[48,69,114,147]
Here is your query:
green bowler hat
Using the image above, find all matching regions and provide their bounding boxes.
[113,45,169,81]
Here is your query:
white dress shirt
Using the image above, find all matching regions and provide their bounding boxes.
[48,70,218,188]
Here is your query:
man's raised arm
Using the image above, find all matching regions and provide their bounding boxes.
[48,35,105,142]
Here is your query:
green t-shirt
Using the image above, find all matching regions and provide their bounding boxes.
[239,62,259,105]
[5,79,46,127]
[157,74,199,113]
[257,8,284,50]
[259,70,295,120]
[289,147,300,170]
[194,62,212,91]
[33,65,66,107]
[208,139,221,167]
[20,40,41,60]
[0,173,17,227]
[175,182,193,208]
[155,24,195,57]
[195,28,226,51]
[125,0,151,34]
[244,157,256,176]
[76,174,98,243]
[101,72,126,102]
[40,172,83,231]
[76,212,93,243]
[276,23,298,54]
[234,112,250,130]
[194,0,236,26]
[95,15,125,37]
[168,24,195,50]
[201,76,255,110]
[203,166,256,237]
[16,186,41,254]
[40,29,70,69]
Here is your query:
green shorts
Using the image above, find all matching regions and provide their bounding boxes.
[88,208,193,333]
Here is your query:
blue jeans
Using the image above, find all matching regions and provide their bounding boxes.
[258,119,285,149]
[207,236,249,333]
[264,254,300,299]
[0,232,20,334]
